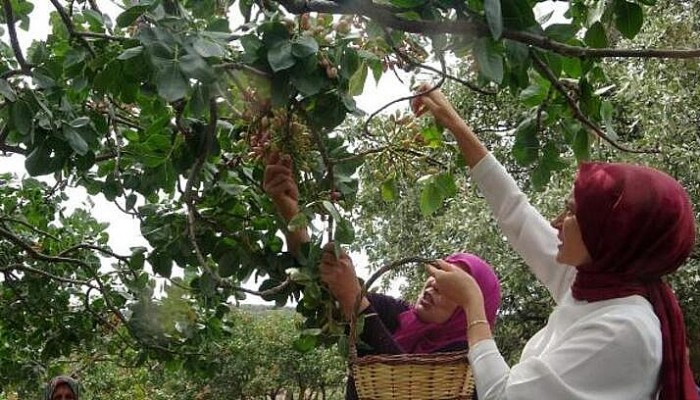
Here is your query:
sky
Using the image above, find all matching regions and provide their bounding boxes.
[0,1,566,304]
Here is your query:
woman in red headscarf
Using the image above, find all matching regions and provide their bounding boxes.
[413,85,698,400]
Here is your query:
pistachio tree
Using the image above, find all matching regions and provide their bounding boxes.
[0,0,699,389]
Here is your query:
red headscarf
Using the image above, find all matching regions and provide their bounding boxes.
[572,162,697,400]
[392,253,501,354]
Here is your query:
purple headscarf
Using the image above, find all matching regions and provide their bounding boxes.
[392,253,501,354]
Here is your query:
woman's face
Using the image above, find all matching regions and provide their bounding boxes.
[551,195,592,266]
[414,276,459,324]
[51,384,75,400]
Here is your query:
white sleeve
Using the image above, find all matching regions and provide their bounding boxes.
[468,308,661,400]
[470,153,575,303]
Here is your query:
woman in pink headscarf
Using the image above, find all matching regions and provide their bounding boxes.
[413,85,698,400]
[263,152,502,400]
[319,244,501,400]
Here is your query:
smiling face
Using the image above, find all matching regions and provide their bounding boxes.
[413,276,460,324]
[51,383,75,400]
[551,195,592,267]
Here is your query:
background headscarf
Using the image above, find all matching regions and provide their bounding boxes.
[392,253,501,354]
[44,376,79,400]
[571,162,697,400]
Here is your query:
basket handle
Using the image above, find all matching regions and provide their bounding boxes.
[348,256,439,361]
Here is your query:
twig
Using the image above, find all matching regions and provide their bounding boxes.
[362,56,447,137]
[392,47,496,96]
[216,62,272,77]
[75,31,130,42]
[1,263,97,287]
[58,243,131,264]
[2,0,32,72]
[48,0,96,57]
[530,52,657,154]
[0,217,61,241]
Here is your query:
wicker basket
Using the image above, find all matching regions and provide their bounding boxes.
[348,257,476,400]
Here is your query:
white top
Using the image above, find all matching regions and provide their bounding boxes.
[467,154,662,400]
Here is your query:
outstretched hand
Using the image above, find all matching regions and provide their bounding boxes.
[263,151,299,222]
[410,83,462,131]
[319,242,367,316]
[425,260,485,310]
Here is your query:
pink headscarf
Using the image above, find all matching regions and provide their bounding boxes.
[572,162,697,400]
[392,253,501,354]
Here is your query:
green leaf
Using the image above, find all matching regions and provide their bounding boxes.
[348,63,368,96]
[501,0,537,30]
[561,56,582,78]
[545,24,578,42]
[25,145,53,176]
[584,21,608,48]
[613,0,643,39]
[116,3,153,28]
[291,36,319,58]
[530,163,551,191]
[117,46,144,60]
[192,37,226,58]
[484,0,503,39]
[0,78,17,101]
[69,117,91,128]
[512,117,539,166]
[321,200,343,222]
[335,219,355,244]
[291,71,325,96]
[267,41,296,72]
[217,251,240,278]
[155,64,188,102]
[63,48,87,68]
[519,77,550,107]
[418,173,456,216]
[573,127,591,161]
[83,9,104,28]
[63,126,89,155]
[599,100,618,140]
[473,38,503,84]
[380,177,398,202]
[10,100,33,135]
[179,53,217,82]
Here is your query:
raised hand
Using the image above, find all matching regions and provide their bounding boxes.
[263,151,299,222]
[410,84,462,131]
[319,242,368,316]
[425,260,484,309]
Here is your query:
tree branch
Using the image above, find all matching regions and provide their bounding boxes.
[217,62,272,77]
[1,263,96,287]
[277,0,700,60]
[2,0,32,72]
[48,0,96,57]
[530,53,657,154]
[75,31,131,42]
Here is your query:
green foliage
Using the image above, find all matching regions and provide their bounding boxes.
[0,0,698,390]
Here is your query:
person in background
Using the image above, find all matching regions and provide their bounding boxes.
[45,376,79,400]
[263,152,501,400]
[413,84,698,400]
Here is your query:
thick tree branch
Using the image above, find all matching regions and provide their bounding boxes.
[530,53,656,154]
[2,0,32,72]
[278,0,700,60]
